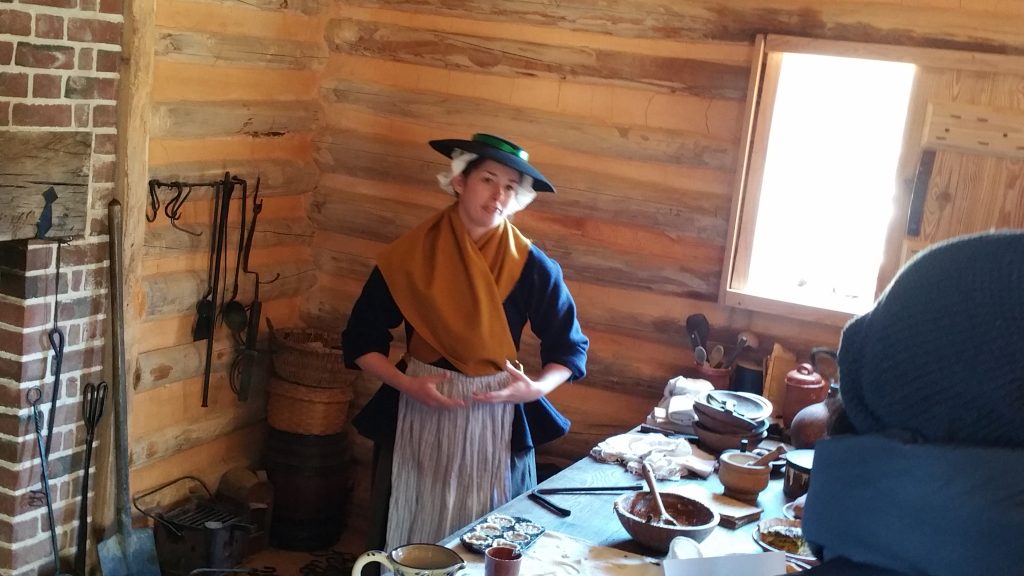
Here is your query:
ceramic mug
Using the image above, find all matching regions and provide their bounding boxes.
[484,545,522,576]
[351,544,466,576]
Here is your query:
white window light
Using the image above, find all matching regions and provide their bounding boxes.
[723,41,916,323]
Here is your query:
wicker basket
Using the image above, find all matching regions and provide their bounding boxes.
[266,376,354,436]
[270,328,351,389]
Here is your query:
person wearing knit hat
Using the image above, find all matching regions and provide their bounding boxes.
[800,230,1024,575]
[343,133,589,552]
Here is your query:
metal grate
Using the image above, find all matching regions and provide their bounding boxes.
[164,499,245,530]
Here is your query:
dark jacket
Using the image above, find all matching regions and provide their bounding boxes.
[343,245,589,451]
[801,434,1024,575]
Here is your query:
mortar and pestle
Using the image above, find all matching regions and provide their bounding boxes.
[717,445,786,503]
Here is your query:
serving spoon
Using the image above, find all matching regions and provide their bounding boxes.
[694,346,708,367]
[640,462,679,526]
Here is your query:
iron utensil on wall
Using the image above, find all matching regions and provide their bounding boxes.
[201,175,235,407]
[43,240,67,460]
[222,177,249,342]
[235,178,268,402]
[75,381,107,576]
[27,387,67,575]
[193,180,223,342]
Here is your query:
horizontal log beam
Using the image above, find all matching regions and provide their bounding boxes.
[517,210,722,270]
[540,237,718,300]
[135,337,235,392]
[132,423,266,495]
[153,61,320,102]
[0,131,91,242]
[302,278,396,344]
[314,130,732,242]
[323,53,745,141]
[143,260,317,318]
[148,158,318,198]
[158,0,322,41]
[313,247,376,283]
[342,0,1024,53]
[151,101,319,138]
[156,29,327,69]
[309,185,437,244]
[175,0,324,18]
[324,18,748,99]
[150,133,314,166]
[144,217,314,258]
[321,78,736,171]
[311,180,720,299]
[135,296,303,354]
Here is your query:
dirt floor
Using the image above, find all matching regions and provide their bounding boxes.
[239,525,366,576]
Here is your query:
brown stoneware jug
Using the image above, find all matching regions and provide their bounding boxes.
[782,363,827,428]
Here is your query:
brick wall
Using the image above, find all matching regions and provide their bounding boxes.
[0,0,122,573]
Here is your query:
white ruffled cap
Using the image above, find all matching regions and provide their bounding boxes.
[436,149,537,214]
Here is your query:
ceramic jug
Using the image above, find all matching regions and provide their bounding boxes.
[351,544,466,576]
[782,363,828,428]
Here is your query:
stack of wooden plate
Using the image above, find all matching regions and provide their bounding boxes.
[692,391,773,453]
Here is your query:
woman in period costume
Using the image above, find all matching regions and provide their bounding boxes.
[343,133,589,551]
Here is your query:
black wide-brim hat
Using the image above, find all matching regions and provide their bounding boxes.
[429,133,555,193]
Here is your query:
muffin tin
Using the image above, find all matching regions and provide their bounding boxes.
[459,514,545,554]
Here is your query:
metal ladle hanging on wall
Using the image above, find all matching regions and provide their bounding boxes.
[222,177,249,342]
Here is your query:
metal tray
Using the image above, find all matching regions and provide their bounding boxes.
[459,514,545,554]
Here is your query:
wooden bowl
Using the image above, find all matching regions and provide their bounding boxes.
[613,491,720,552]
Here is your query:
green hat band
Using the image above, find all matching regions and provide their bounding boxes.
[472,133,529,161]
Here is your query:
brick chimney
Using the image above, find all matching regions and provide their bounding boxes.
[1,0,123,573]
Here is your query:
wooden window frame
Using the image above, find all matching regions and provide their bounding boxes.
[720,34,1024,326]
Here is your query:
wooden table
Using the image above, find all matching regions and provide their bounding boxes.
[442,450,790,558]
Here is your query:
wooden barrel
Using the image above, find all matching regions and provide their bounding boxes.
[264,427,352,551]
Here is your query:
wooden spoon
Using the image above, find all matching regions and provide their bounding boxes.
[708,344,725,368]
[640,462,678,527]
[747,445,787,467]
[721,330,760,369]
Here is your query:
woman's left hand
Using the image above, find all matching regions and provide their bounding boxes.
[472,360,547,404]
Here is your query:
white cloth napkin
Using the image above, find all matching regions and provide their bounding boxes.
[590,432,715,479]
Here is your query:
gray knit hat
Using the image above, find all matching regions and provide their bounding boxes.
[837,230,1024,447]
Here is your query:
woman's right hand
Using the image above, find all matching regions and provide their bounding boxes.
[398,372,464,409]
[355,352,464,409]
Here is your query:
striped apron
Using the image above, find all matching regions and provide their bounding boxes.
[385,357,514,550]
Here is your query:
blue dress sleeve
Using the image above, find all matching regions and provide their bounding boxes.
[341,266,403,369]
[521,246,589,381]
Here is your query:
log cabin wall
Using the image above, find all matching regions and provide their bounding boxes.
[309,0,1024,470]
[133,0,325,495]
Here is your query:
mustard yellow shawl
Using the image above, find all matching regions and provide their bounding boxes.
[376,204,532,376]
